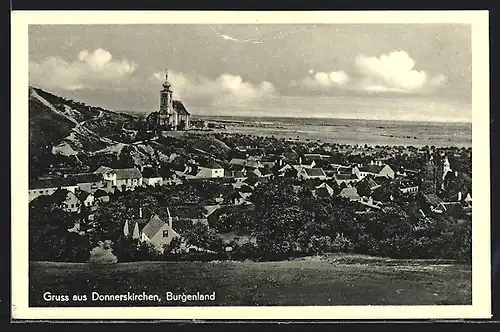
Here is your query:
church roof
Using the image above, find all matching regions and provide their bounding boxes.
[173,100,190,115]
[141,215,167,239]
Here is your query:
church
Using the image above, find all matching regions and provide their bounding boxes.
[158,69,190,130]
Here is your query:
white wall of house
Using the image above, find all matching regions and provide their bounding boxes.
[197,167,225,178]
[144,177,163,186]
[116,177,143,190]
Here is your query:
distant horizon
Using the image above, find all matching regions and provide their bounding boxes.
[116,109,472,125]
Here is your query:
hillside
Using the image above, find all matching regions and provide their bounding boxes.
[28,87,231,179]
[29,87,133,157]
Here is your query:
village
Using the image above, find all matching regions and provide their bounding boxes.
[28,69,473,263]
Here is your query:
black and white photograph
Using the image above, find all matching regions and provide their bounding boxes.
[11,11,490,320]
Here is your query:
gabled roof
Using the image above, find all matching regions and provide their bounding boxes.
[240,184,254,193]
[231,170,246,178]
[244,177,259,187]
[141,167,162,179]
[366,178,380,190]
[115,167,142,180]
[246,160,263,168]
[336,166,354,175]
[303,168,326,177]
[334,173,359,181]
[76,191,92,202]
[93,189,109,198]
[338,187,360,200]
[422,193,444,207]
[202,160,223,169]
[29,177,77,190]
[229,158,247,166]
[315,186,334,197]
[94,166,114,174]
[172,100,190,115]
[359,165,386,174]
[141,215,167,239]
[68,173,103,184]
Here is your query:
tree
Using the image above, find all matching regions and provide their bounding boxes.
[29,194,79,261]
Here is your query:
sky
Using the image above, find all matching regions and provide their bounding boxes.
[28,24,472,122]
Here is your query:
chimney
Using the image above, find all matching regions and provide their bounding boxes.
[454,171,458,177]
[139,207,143,218]
[458,191,462,201]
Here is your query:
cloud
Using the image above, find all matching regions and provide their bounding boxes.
[295,50,446,95]
[30,48,137,91]
[293,70,349,91]
[354,50,446,94]
[150,70,276,107]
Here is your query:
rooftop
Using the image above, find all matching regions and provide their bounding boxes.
[304,168,326,177]
[115,168,143,180]
[172,100,190,116]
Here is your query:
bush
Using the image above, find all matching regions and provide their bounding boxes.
[330,233,354,253]
[88,240,118,264]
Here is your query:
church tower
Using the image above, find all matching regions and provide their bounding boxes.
[159,68,178,129]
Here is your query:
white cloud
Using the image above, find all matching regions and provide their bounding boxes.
[296,70,349,91]
[295,50,446,95]
[150,70,276,106]
[354,50,446,93]
[30,48,137,91]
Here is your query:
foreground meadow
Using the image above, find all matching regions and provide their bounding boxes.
[29,255,471,307]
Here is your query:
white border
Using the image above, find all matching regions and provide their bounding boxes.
[11,10,491,320]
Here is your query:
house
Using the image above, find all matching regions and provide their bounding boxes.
[294,158,316,170]
[139,213,181,252]
[67,173,109,193]
[464,193,472,208]
[29,177,79,202]
[277,163,293,176]
[142,167,163,187]
[197,160,225,178]
[338,186,360,201]
[260,157,278,168]
[93,189,110,203]
[357,196,382,210]
[357,164,395,179]
[334,173,361,186]
[76,191,95,208]
[298,168,327,180]
[434,202,464,216]
[303,153,330,161]
[419,193,444,214]
[229,158,247,167]
[365,178,382,191]
[244,177,261,189]
[94,167,143,191]
[398,180,419,194]
[52,189,81,213]
[314,182,335,197]
[229,158,263,169]
[229,169,247,182]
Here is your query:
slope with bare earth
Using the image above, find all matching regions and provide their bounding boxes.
[29,86,134,159]
[29,255,471,307]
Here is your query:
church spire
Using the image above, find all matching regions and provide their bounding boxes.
[163,68,171,89]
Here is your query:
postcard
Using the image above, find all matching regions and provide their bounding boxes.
[11,10,490,320]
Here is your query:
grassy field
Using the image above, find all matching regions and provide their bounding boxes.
[29,255,472,307]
